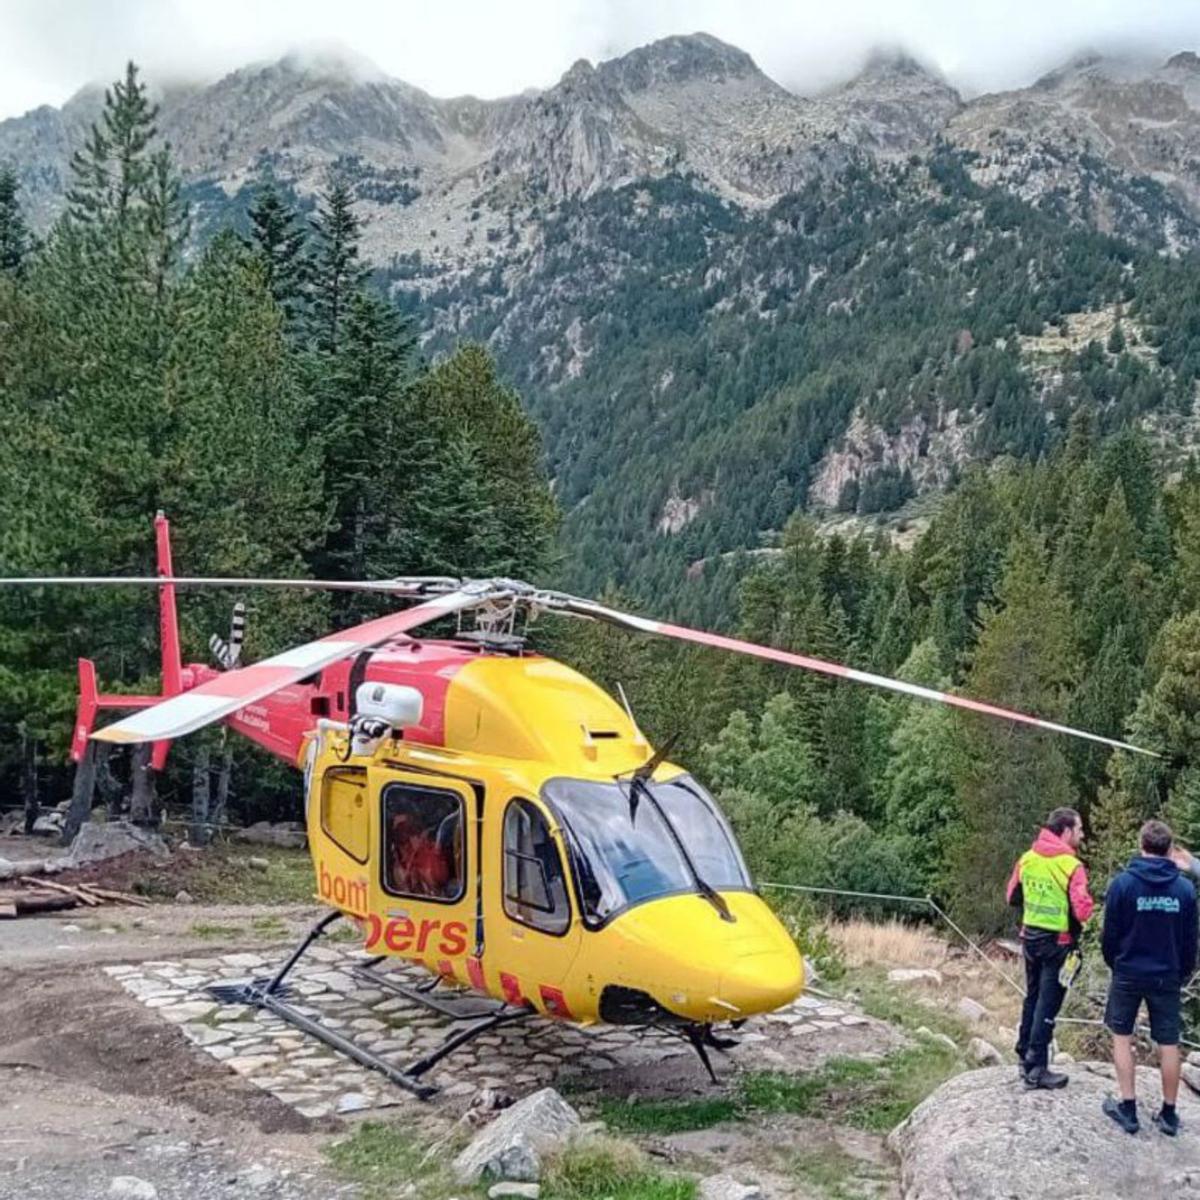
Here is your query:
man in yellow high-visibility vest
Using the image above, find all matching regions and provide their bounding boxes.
[1006,807,1094,1089]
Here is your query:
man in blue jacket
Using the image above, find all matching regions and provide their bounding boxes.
[1101,819,1198,1137]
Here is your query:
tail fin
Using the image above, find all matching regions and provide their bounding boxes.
[71,511,188,769]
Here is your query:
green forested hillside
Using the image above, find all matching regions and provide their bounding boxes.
[549,420,1200,932]
[412,152,1200,621]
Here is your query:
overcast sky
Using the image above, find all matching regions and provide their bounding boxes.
[2,0,1200,120]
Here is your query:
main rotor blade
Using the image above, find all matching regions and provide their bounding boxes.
[552,595,1160,759]
[0,575,461,594]
[92,585,500,745]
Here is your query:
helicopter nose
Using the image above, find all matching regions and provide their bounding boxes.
[718,945,805,1015]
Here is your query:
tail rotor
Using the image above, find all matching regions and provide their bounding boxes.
[209,602,246,670]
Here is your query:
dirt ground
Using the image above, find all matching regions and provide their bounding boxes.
[0,902,353,1200]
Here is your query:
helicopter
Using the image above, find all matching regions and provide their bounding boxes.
[4,513,1156,1099]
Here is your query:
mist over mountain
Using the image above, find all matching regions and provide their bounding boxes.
[5,32,1200,611]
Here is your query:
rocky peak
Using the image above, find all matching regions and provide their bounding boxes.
[597,33,761,93]
[1166,50,1200,74]
[811,46,962,156]
[273,43,389,86]
[856,47,943,84]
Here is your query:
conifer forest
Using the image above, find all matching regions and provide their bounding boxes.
[6,62,1200,937]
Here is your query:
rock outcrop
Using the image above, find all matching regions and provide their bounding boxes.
[890,1062,1200,1199]
[453,1087,581,1183]
[66,821,170,868]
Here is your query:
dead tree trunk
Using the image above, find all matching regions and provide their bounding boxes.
[96,743,122,820]
[61,742,98,846]
[190,746,211,846]
[128,743,156,826]
[21,731,37,835]
[209,745,233,837]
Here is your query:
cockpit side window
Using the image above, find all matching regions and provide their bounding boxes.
[503,798,571,935]
[382,782,464,903]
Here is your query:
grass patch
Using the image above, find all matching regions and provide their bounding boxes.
[543,1136,695,1200]
[597,1096,738,1134]
[250,914,288,936]
[592,1042,960,1137]
[136,843,315,905]
[325,1122,458,1200]
[848,969,970,1045]
[189,921,242,940]
[742,1041,961,1132]
[790,1145,887,1200]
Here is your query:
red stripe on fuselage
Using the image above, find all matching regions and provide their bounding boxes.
[499,972,525,1006]
[466,957,487,992]
[538,985,573,1019]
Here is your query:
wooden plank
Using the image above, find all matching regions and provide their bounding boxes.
[14,893,77,914]
[76,884,151,908]
[18,875,101,905]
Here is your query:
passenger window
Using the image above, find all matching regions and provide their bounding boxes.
[321,766,369,863]
[382,783,464,902]
[503,799,571,934]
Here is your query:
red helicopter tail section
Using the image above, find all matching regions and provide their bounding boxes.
[71,511,189,769]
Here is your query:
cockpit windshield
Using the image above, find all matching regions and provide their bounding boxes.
[542,774,750,925]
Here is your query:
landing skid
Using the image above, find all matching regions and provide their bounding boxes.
[205,913,530,1100]
[353,957,506,1020]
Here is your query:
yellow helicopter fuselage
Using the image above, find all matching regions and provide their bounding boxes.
[300,642,804,1027]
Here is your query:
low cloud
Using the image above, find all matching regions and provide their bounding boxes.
[2,0,1199,120]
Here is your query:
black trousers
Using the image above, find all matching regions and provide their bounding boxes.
[1016,935,1069,1070]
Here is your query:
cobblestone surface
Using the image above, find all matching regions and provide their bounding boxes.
[108,948,877,1118]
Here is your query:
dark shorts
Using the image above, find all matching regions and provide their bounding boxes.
[1104,975,1182,1045]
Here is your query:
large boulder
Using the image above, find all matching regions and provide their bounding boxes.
[454,1088,581,1183]
[890,1063,1200,1199]
[66,821,169,867]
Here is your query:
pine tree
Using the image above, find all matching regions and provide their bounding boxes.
[66,61,158,229]
[1067,623,1141,803]
[311,289,418,621]
[0,165,30,276]
[308,175,367,356]
[247,177,308,331]
[950,534,1079,933]
[406,345,558,578]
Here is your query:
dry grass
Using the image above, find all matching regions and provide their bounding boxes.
[830,918,948,970]
[830,917,1029,1058]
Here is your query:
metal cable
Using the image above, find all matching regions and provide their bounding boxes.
[760,878,1200,1048]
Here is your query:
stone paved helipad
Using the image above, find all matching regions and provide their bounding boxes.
[107,946,878,1118]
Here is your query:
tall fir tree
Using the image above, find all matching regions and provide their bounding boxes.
[307,175,367,356]
[0,165,30,276]
[311,289,418,622]
[247,177,308,332]
[950,534,1079,933]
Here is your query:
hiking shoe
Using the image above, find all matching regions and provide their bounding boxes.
[1024,1066,1069,1090]
[1103,1095,1140,1135]
[1154,1108,1180,1137]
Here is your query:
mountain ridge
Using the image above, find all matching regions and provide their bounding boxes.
[10,32,1200,249]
